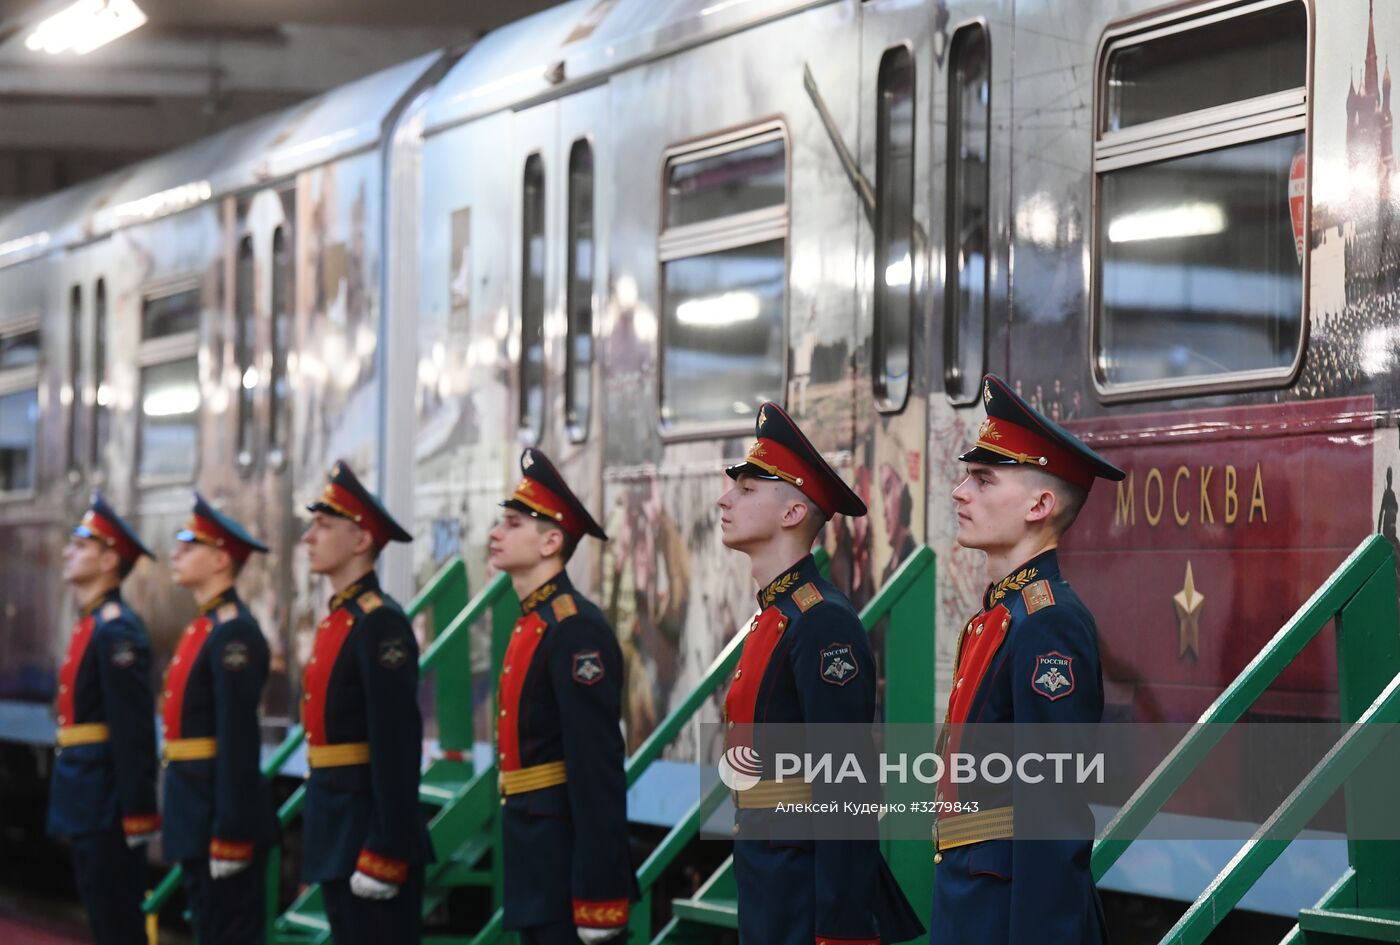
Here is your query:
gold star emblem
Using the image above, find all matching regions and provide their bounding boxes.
[1173,561,1205,659]
[983,381,993,405]
[522,452,534,468]
[758,405,768,428]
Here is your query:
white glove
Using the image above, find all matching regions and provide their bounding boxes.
[350,870,400,900]
[125,831,158,849]
[578,927,624,943]
[210,857,250,880]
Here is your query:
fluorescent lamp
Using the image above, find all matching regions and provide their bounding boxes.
[25,0,148,56]
[675,291,762,327]
[1108,202,1227,244]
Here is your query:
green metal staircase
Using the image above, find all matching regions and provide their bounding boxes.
[1093,534,1400,944]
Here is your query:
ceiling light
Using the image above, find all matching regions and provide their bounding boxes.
[25,0,148,57]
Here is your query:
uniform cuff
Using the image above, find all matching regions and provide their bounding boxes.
[122,814,160,835]
[573,898,629,927]
[210,838,255,861]
[355,849,408,885]
[815,938,880,944]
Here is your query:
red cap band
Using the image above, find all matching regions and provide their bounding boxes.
[741,438,845,518]
[974,417,1096,490]
[511,478,587,540]
[82,511,143,563]
[318,483,394,547]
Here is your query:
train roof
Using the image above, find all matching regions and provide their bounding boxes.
[0,51,443,270]
[421,0,835,135]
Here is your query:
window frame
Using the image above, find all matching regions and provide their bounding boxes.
[89,278,108,475]
[234,234,257,472]
[66,284,84,477]
[136,279,202,487]
[519,151,547,440]
[0,313,41,499]
[873,43,917,415]
[657,120,791,442]
[268,224,292,468]
[1090,0,1312,403]
[944,20,993,407]
[565,135,597,444]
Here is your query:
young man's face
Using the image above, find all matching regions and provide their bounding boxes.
[301,511,372,575]
[487,508,560,574]
[716,474,794,552]
[170,540,230,589]
[62,535,114,585]
[951,463,1046,552]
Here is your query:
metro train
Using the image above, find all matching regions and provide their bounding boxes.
[0,0,1394,920]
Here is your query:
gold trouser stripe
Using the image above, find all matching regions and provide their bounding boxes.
[935,805,1014,851]
[308,742,371,768]
[56,723,110,747]
[735,779,813,810]
[499,760,568,795]
[163,737,217,761]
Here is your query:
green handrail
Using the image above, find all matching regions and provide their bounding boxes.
[1160,671,1400,944]
[1091,535,1395,880]
[143,556,471,917]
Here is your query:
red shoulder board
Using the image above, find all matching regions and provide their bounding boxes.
[357,591,383,613]
[552,594,577,621]
[1022,580,1055,614]
[792,583,823,612]
[101,602,122,621]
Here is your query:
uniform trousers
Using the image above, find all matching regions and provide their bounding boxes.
[181,851,270,945]
[69,828,149,945]
[321,866,424,945]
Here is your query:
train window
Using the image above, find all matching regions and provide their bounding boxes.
[235,236,256,464]
[67,285,84,473]
[659,127,787,433]
[1103,3,1306,132]
[1093,0,1307,396]
[0,319,40,494]
[875,46,915,413]
[945,24,991,405]
[269,226,291,454]
[565,139,595,441]
[90,280,109,470]
[142,287,200,339]
[520,153,545,436]
[0,389,38,493]
[0,326,40,370]
[138,358,200,480]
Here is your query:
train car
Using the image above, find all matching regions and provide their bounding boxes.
[0,0,1392,924]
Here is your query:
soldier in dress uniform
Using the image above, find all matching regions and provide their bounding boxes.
[163,493,278,945]
[490,448,637,945]
[300,460,430,945]
[930,374,1122,945]
[47,493,159,945]
[717,403,924,945]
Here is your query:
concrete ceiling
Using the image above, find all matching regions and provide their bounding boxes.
[0,0,565,206]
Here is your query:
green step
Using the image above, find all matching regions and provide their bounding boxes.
[1298,908,1400,943]
[653,915,733,945]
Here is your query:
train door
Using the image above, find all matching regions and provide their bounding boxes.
[511,88,609,588]
[226,189,298,720]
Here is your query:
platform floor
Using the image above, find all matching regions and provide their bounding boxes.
[0,906,87,944]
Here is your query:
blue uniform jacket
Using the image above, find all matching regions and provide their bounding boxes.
[498,572,638,931]
[930,548,1107,945]
[48,588,160,839]
[300,572,431,884]
[160,588,278,863]
[726,555,924,945]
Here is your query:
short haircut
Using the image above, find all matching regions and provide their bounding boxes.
[1030,470,1088,535]
[535,519,578,564]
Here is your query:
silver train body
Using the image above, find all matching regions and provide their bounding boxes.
[0,0,1389,914]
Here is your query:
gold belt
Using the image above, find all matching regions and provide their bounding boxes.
[56,723,110,747]
[163,737,217,761]
[735,779,813,810]
[499,760,568,796]
[935,805,1014,851]
[308,742,371,768]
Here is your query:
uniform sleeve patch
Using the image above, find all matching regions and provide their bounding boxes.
[571,649,605,685]
[1022,580,1056,614]
[819,643,859,686]
[357,591,383,613]
[1031,651,1075,701]
[109,639,137,669]
[221,641,250,671]
[216,603,239,623]
[376,636,409,670]
[792,583,824,612]
[101,602,122,621]
[552,594,578,622]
